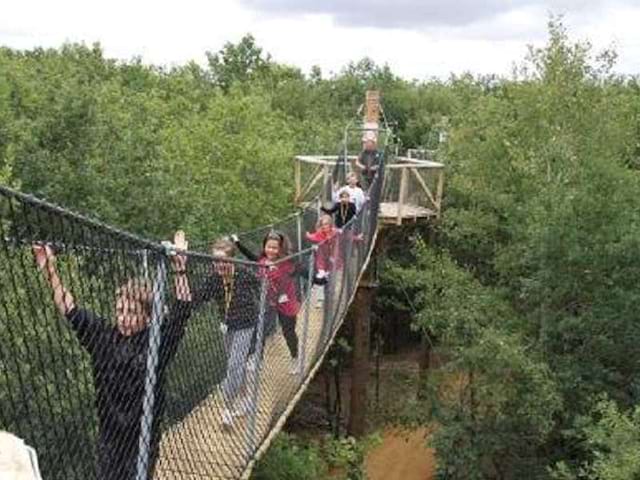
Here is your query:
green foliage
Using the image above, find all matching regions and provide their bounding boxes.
[206,34,272,91]
[252,432,381,480]
[389,244,560,479]
[552,399,640,480]
[381,16,640,479]
[0,43,300,241]
[251,433,328,480]
[426,330,560,480]
[323,433,382,480]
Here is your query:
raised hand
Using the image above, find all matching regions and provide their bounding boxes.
[32,243,55,270]
[171,230,188,272]
[171,230,191,301]
[174,230,188,251]
[32,243,75,315]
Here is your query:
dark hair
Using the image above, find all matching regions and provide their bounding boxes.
[262,230,292,258]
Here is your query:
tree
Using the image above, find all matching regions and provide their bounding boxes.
[387,242,560,479]
[553,399,640,480]
[206,34,272,91]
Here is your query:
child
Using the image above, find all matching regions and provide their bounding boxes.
[332,172,366,213]
[322,189,357,229]
[232,231,302,375]
[305,214,341,285]
[191,237,262,427]
[32,232,192,480]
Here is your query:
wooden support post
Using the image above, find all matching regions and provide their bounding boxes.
[348,235,380,438]
[435,168,445,218]
[323,164,331,204]
[348,281,373,438]
[396,167,409,225]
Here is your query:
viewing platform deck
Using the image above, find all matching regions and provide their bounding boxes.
[294,154,444,226]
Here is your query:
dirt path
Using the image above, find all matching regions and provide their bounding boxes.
[365,428,435,480]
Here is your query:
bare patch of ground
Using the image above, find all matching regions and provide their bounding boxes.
[365,427,435,480]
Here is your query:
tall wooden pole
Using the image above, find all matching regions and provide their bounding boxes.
[348,91,382,437]
[348,262,376,437]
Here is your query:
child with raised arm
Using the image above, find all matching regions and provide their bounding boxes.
[190,237,262,427]
[232,230,302,374]
[32,231,192,480]
[305,214,341,285]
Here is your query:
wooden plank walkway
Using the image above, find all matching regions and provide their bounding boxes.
[154,271,347,480]
[378,202,435,224]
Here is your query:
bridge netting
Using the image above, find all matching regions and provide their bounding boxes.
[0,151,385,479]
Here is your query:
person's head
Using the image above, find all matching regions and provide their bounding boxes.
[363,138,377,152]
[115,277,153,337]
[210,238,236,278]
[317,214,334,234]
[339,190,351,205]
[346,172,359,187]
[262,230,291,261]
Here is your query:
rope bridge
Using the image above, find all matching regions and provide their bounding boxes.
[0,153,385,479]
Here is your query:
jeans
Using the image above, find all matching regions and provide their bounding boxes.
[221,327,254,406]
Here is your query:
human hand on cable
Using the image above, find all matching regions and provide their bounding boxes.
[32,243,55,270]
[171,230,188,273]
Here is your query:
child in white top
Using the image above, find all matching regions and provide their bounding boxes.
[332,172,366,213]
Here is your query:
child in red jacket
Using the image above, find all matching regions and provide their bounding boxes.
[305,214,342,285]
[233,231,302,374]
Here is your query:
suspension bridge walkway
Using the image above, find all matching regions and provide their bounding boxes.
[0,96,444,480]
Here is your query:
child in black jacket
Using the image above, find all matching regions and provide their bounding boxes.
[33,232,192,480]
[321,189,357,229]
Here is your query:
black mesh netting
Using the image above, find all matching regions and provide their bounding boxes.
[0,150,385,480]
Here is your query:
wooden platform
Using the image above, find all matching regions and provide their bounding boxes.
[378,202,436,225]
[154,270,350,480]
[301,201,436,226]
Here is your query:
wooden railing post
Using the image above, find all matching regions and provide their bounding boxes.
[323,164,331,204]
[435,168,445,218]
[396,167,409,225]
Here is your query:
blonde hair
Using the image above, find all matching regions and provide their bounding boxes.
[209,238,236,258]
[316,214,334,230]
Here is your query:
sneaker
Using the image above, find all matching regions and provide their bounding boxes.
[247,354,257,372]
[221,408,233,427]
[289,358,301,375]
[233,397,251,418]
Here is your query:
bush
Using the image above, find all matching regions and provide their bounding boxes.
[252,433,328,480]
[323,433,382,480]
